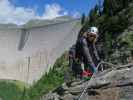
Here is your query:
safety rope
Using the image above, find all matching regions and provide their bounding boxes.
[77,61,119,100]
[96,61,118,71]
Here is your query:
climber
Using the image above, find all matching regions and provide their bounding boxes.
[69,26,101,79]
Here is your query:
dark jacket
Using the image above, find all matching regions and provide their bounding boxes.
[75,37,100,68]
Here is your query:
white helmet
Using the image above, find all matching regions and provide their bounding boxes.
[87,27,98,35]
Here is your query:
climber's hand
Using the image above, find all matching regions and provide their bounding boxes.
[93,66,97,73]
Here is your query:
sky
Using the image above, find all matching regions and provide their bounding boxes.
[0,0,103,25]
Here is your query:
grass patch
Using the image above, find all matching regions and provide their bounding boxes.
[0,80,28,100]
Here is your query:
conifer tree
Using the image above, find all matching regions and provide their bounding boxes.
[81,13,86,25]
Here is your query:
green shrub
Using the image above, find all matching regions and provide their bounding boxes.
[119,32,133,49]
[0,80,28,100]
[26,51,69,100]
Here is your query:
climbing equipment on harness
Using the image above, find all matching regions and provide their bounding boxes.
[82,70,93,81]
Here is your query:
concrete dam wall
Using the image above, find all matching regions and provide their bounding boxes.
[0,19,80,84]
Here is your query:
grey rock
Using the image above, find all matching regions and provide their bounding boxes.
[128,25,133,31]
[59,93,74,100]
[68,81,88,95]
[129,17,133,24]
[41,92,60,100]
[120,86,133,100]
[70,80,85,87]
[41,65,133,100]
[61,83,69,90]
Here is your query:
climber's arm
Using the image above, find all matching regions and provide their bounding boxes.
[93,44,100,62]
[81,38,95,67]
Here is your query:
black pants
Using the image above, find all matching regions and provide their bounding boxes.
[69,57,83,77]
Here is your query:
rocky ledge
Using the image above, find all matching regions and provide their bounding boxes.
[41,63,133,100]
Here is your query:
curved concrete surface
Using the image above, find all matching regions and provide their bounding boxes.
[0,19,81,84]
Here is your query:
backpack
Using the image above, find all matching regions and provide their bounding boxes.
[69,44,83,76]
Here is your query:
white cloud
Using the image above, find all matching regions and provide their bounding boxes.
[72,11,81,18]
[0,0,68,25]
[41,3,68,19]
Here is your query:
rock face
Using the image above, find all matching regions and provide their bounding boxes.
[41,64,133,100]
[103,3,133,65]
